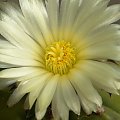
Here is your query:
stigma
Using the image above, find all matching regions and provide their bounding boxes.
[45,41,76,75]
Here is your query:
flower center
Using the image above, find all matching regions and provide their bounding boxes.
[45,41,76,75]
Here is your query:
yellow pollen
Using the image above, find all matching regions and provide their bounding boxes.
[45,41,76,75]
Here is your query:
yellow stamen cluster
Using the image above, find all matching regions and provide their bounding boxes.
[45,41,76,75]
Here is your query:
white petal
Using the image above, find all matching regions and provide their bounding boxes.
[0,3,45,49]
[0,21,41,54]
[52,97,60,120]
[76,60,120,94]
[79,94,99,115]
[74,24,119,51]
[23,72,50,109]
[52,82,69,120]
[7,72,53,107]
[28,87,42,109]
[89,24,119,45]
[0,39,15,49]
[81,43,120,60]
[68,68,102,107]
[108,62,120,79]
[16,72,53,94]
[0,54,42,66]
[73,0,109,32]
[59,0,81,41]
[61,75,80,115]
[17,69,47,82]
[0,48,43,63]
[7,88,26,107]
[35,100,47,120]
[58,0,70,40]
[31,0,53,44]
[0,67,41,78]
[62,0,81,28]
[37,74,59,112]
[101,4,120,26]
[0,62,17,68]
[46,0,59,40]
[19,0,52,47]
[0,2,29,34]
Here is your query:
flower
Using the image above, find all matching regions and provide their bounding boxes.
[0,0,120,119]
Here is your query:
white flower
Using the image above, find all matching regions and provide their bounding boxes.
[0,0,120,119]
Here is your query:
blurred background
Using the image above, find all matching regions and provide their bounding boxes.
[0,0,120,120]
